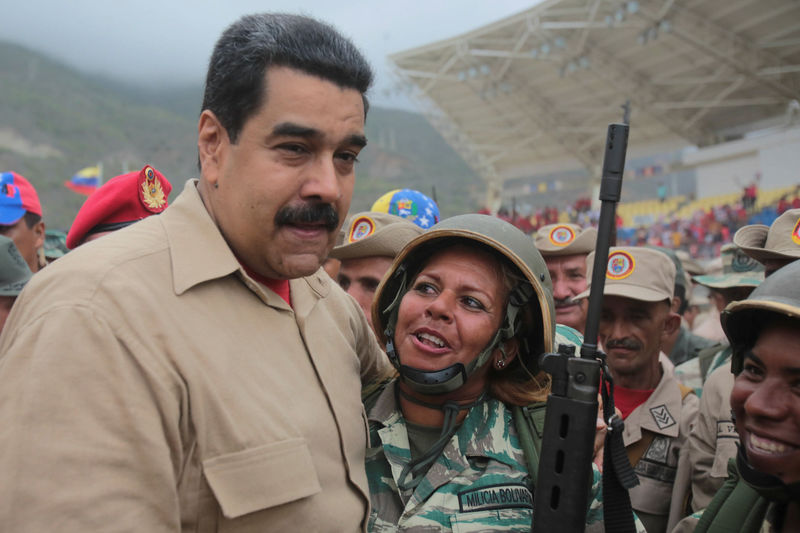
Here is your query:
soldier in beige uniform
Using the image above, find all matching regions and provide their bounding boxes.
[679,211,800,514]
[533,222,597,334]
[0,14,392,533]
[576,246,699,533]
[329,211,422,331]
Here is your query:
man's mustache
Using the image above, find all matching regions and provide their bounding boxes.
[554,297,579,309]
[275,203,339,231]
[605,338,642,351]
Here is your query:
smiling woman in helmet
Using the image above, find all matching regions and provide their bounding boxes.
[364,214,641,533]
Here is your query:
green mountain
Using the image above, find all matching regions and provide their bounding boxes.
[0,41,481,230]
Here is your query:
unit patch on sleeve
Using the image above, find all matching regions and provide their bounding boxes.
[458,483,533,512]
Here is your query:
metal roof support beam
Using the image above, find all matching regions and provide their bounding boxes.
[640,3,799,100]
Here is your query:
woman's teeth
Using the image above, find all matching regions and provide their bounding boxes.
[417,332,445,348]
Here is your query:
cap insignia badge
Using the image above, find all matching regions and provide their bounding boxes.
[549,225,576,246]
[792,217,800,246]
[349,216,375,242]
[607,251,635,280]
[140,166,167,212]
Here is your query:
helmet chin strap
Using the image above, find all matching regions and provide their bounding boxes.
[383,279,533,396]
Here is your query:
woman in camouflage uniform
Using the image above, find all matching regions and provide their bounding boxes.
[365,214,642,532]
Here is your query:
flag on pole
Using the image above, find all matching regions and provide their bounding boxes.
[65,165,101,195]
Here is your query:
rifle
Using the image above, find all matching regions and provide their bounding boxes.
[533,123,638,532]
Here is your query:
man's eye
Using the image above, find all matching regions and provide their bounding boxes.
[336,152,360,163]
[279,144,307,155]
[337,276,350,290]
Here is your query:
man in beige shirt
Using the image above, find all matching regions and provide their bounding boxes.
[533,222,597,334]
[0,13,391,533]
[577,246,699,533]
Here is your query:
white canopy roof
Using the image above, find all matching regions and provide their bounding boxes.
[390,0,800,194]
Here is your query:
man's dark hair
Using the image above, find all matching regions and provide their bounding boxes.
[202,13,373,145]
[23,212,41,229]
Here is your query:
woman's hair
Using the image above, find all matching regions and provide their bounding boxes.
[488,258,551,406]
[404,238,552,405]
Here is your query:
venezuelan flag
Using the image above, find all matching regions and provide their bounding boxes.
[65,165,101,195]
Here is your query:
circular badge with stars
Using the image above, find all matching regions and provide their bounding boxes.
[606,251,636,280]
[549,225,576,246]
[792,217,800,246]
[349,216,375,243]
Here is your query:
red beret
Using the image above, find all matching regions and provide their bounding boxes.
[66,165,171,249]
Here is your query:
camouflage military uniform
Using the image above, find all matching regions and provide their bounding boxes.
[673,504,783,533]
[365,382,611,532]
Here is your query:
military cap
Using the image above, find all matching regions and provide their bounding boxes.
[66,165,171,249]
[44,230,69,260]
[576,246,675,302]
[329,212,423,260]
[722,259,800,373]
[675,250,705,276]
[534,223,597,256]
[0,172,42,225]
[733,208,800,263]
[0,235,32,296]
[693,243,764,289]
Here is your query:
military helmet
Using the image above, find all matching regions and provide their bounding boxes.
[373,214,555,394]
[722,259,800,374]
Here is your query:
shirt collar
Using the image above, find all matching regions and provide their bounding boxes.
[161,180,332,304]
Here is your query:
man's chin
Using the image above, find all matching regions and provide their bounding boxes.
[555,307,585,329]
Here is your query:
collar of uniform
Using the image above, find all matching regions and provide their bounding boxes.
[368,380,403,426]
[624,362,684,439]
[162,180,331,302]
[369,384,520,469]
[462,398,521,469]
[162,180,240,295]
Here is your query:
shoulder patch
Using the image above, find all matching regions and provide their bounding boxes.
[649,404,676,430]
[458,483,533,512]
[716,421,738,441]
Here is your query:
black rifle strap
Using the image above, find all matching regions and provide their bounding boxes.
[600,363,639,532]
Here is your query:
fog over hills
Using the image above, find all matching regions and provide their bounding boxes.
[0,41,481,230]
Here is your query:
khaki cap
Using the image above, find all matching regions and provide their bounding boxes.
[534,223,597,256]
[733,208,800,263]
[576,246,675,302]
[329,211,423,260]
[0,235,32,296]
[675,250,705,276]
[693,243,764,289]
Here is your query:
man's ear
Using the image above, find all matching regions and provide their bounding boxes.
[33,220,45,249]
[197,110,226,187]
[662,311,681,339]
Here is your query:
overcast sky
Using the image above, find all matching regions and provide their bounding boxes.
[2,0,540,109]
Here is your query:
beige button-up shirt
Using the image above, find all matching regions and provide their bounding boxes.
[0,180,391,532]
[622,362,699,533]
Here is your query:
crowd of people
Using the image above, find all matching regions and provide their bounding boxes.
[0,11,799,533]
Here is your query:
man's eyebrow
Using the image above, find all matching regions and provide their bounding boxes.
[271,123,367,149]
[272,122,321,138]
[346,134,367,149]
[747,350,800,375]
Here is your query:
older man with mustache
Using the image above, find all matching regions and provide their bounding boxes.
[534,223,596,334]
[576,246,699,533]
[0,13,392,533]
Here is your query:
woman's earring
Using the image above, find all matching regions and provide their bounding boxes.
[496,359,505,369]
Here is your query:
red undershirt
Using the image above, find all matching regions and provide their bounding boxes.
[237,260,291,307]
[614,385,655,420]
